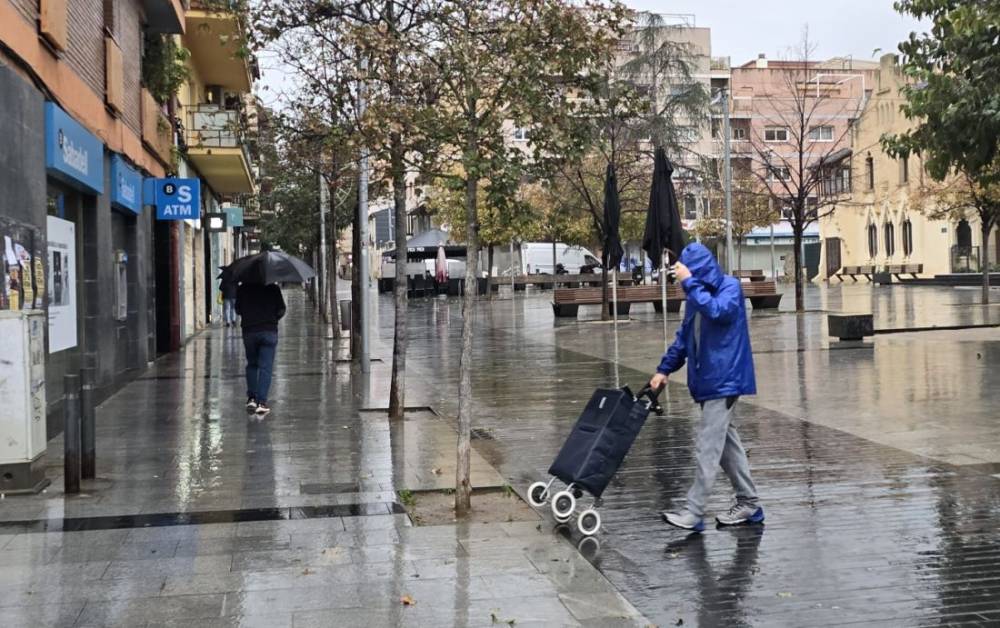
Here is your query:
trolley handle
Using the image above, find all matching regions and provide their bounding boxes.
[635,384,665,416]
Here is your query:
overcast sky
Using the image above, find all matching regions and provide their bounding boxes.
[626,0,926,64]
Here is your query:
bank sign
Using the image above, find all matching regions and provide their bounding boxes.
[44,102,104,194]
[110,155,142,214]
[146,178,201,220]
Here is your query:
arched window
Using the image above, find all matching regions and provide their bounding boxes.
[867,223,878,258]
[902,219,914,256]
[956,219,972,248]
[866,154,875,190]
[884,222,895,258]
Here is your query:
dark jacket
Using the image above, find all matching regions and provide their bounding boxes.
[657,243,756,402]
[221,278,238,300]
[236,283,286,334]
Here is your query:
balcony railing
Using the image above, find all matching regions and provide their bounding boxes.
[951,245,980,274]
[187,105,244,148]
[710,56,730,71]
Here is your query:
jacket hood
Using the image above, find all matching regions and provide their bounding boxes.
[680,242,724,288]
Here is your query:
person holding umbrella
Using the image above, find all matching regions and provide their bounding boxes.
[227,250,315,416]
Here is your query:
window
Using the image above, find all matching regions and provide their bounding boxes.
[768,166,791,181]
[678,126,699,143]
[902,219,914,256]
[512,127,528,141]
[732,126,747,141]
[764,127,788,142]
[867,224,878,258]
[884,222,895,257]
[899,157,909,184]
[866,154,875,190]
[683,195,697,220]
[808,126,834,141]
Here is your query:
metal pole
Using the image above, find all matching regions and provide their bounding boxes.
[63,374,80,494]
[319,172,329,323]
[770,222,776,279]
[661,252,668,348]
[612,269,620,388]
[357,53,371,374]
[722,89,735,274]
[510,241,515,293]
[80,367,96,479]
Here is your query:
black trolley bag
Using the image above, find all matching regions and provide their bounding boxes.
[527,385,662,536]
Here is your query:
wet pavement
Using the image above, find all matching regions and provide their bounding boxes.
[397,282,1000,626]
[2,282,999,626]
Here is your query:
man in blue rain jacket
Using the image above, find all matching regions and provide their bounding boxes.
[649,242,764,532]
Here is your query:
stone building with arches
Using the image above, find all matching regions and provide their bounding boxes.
[817,54,996,280]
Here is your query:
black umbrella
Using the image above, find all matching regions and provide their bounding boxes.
[223,251,316,285]
[602,164,624,271]
[642,148,686,266]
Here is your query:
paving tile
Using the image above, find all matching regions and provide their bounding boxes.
[75,593,226,626]
[0,601,84,627]
[102,555,233,580]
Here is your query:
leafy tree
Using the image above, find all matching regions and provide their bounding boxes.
[694,168,777,272]
[417,0,625,515]
[882,0,1000,302]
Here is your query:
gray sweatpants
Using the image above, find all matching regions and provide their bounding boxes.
[685,397,759,517]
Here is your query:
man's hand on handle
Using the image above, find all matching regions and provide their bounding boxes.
[649,372,669,392]
[673,262,691,283]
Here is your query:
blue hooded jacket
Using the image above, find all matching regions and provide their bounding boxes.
[657,243,756,402]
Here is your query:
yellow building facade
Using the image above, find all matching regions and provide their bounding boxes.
[819,54,995,280]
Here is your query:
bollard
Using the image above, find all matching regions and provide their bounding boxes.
[80,367,96,480]
[63,374,81,494]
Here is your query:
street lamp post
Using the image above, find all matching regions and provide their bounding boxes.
[721,89,734,274]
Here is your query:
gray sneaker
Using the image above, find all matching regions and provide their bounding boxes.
[715,502,765,526]
[661,510,705,532]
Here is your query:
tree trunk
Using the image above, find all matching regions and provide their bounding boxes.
[455,170,479,517]
[388,139,408,419]
[737,236,743,273]
[793,227,804,312]
[982,220,992,305]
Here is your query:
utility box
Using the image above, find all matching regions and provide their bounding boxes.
[0,311,50,494]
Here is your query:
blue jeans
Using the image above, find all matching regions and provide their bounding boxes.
[223,298,237,324]
[243,331,278,403]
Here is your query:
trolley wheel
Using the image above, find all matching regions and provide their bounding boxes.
[527,481,550,508]
[577,509,601,536]
[551,490,576,521]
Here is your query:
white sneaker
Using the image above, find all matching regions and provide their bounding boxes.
[716,503,765,526]
[662,510,705,532]
[255,402,271,416]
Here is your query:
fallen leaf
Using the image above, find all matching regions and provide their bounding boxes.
[302,568,314,575]
[400,595,415,606]
[777,592,793,598]
[432,468,443,475]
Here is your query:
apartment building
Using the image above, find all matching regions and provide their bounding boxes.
[817,54,998,279]
[0,0,256,489]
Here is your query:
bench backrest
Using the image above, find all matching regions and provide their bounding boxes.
[734,270,764,278]
[741,280,777,296]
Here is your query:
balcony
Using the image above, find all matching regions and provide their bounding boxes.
[185,2,252,92]
[144,0,187,34]
[185,105,255,195]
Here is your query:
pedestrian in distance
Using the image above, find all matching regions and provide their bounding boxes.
[236,282,286,417]
[649,242,764,532]
[220,275,239,327]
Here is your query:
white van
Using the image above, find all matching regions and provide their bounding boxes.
[519,242,601,275]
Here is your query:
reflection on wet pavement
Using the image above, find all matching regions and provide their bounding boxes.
[399,283,1000,626]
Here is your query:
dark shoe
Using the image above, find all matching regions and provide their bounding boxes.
[246,397,258,411]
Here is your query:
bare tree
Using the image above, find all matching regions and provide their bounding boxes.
[743,31,867,310]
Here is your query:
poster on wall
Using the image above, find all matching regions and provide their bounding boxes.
[47,216,76,353]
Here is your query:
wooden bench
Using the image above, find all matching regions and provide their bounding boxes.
[734,270,766,282]
[836,265,876,282]
[741,280,782,309]
[884,263,923,280]
[552,285,685,318]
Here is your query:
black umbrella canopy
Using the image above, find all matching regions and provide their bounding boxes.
[642,148,686,266]
[602,164,624,270]
[224,251,316,285]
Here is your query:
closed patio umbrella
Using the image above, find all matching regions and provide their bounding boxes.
[603,163,625,385]
[642,148,686,344]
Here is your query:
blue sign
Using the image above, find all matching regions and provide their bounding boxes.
[110,154,143,214]
[44,102,104,194]
[146,178,201,220]
[225,206,244,228]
